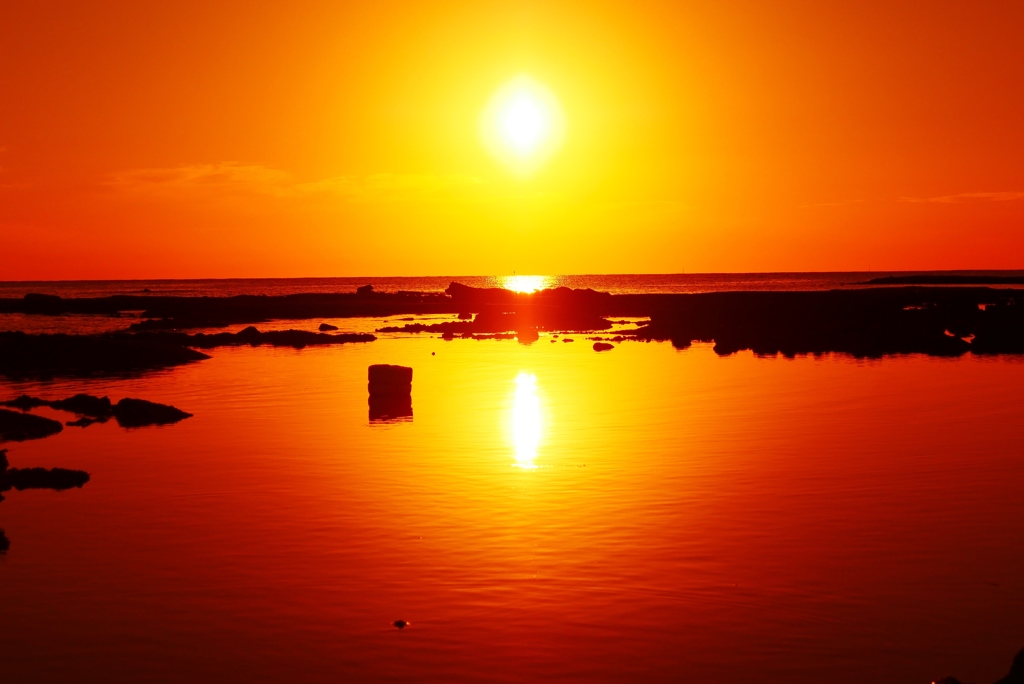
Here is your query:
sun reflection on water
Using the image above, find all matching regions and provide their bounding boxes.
[511,372,542,468]
[502,275,549,293]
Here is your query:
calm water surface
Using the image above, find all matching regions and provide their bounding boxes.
[1,333,1023,682]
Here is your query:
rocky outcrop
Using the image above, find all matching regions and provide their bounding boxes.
[1,394,192,429]
[0,409,64,442]
[111,398,192,428]
[0,448,91,550]
[0,331,210,379]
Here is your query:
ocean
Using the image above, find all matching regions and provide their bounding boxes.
[1,274,1023,683]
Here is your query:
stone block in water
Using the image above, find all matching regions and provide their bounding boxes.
[368,364,413,397]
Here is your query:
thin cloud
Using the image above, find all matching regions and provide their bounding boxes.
[799,199,866,209]
[107,162,485,202]
[900,191,1024,204]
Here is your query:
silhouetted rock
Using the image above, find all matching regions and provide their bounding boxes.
[933,646,1024,684]
[0,409,64,442]
[593,342,614,352]
[318,322,339,331]
[865,274,1024,285]
[517,329,539,345]
[393,620,408,629]
[112,398,192,428]
[0,448,8,472]
[50,394,113,417]
[357,284,375,296]
[0,530,8,552]
[1,290,453,330]
[368,365,413,398]
[996,647,1024,684]
[0,331,209,379]
[1,467,90,491]
[632,288,1024,358]
[1,394,49,411]
[179,327,375,350]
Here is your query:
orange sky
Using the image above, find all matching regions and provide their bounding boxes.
[2,0,1023,279]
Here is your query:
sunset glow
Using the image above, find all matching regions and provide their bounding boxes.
[502,275,549,293]
[3,3,1024,681]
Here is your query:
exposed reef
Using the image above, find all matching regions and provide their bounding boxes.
[1,394,192,428]
[864,274,1024,285]
[0,408,64,442]
[0,448,91,550]
[5,283,1024,361]
[172,326,375,349]
[0,331,210,378]
[630,288,1024,357]
[0,327,374,379]
[0,290,453,330]
[0,448,90,494]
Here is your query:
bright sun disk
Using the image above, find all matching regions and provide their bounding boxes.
[481,76,565,175]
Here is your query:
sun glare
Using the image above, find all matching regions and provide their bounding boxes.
[481,76,565,176]
[502,275,549,293]
[511,372,542,468]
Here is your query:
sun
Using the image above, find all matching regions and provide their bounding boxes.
[481,76,565,176]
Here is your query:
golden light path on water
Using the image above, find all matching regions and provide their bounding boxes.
[502,275,550,293]
[511,372,542,468]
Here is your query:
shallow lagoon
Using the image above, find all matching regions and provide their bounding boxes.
[1,331,1023,683]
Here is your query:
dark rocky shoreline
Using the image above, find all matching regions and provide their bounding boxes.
[2,284,1024,378]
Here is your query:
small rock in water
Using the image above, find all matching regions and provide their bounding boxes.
[393,620,409,629]
[593,342,615,352]
[318,322,339,331]
[113,398,193,428]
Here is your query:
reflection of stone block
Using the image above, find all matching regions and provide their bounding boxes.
[369,395,413,423]
[368,364,413,397]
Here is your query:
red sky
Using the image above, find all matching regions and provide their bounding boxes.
[2,0,1023,279]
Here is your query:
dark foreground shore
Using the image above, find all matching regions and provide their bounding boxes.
[2,283,1023,377]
